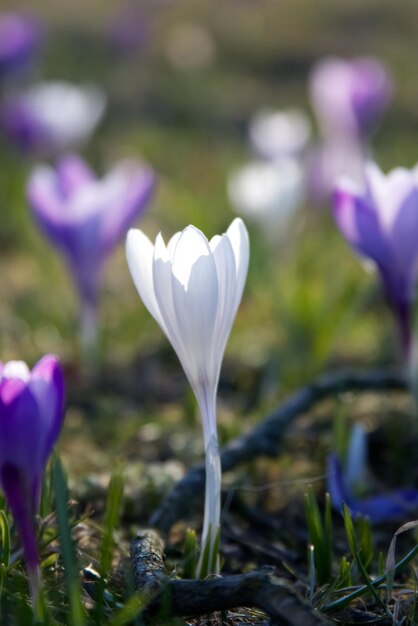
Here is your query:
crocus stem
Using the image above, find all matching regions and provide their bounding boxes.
[196,391,221,578]
[1,467,41,604]
[28,565,41,608]
[394,299,412,361]
[79,297,99,368]
[16,513,41,605]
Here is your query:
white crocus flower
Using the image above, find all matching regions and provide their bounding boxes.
[3,81,106,156]
[126,218,249,576]
[249,108,311,160]
[228,158,304,241]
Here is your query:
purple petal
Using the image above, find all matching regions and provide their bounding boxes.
[2,83,106,157]
[327,453,354,511]
[0,12,41,75]
[30,355,65,467]
[0,377,27,405]
[27,159,155,306]
[327,453,418,524]
[1,463,38,571]
[0,383,44,488]
[310,56,391,140]
[351,59,392,137]
[28,165,104,303]
[99,163,156,254]
[56,154,94,198]
[389,189,418,291]
[333,183,392,270]
[1,98,48,153]
[0,355,64,510]
[350,489,418,524]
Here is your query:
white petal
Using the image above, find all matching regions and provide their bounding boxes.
[209,234,237,366]
[27,82,106,150]
[225,218,250,315]
[171,227,219,388]
[152,233,189,367]
[249,108,311,159]
[366,162,414,231]
[2,361,30,381]
[167,231,182,262]
[171,225,210,288]
[125,229,166,331]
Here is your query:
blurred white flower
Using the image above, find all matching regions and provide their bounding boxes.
[126,218,249,576]
[2,81,106,156]
[249,108,311,160]
[228,158,304,239]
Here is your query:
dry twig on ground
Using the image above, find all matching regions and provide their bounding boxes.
[131,531,332,625]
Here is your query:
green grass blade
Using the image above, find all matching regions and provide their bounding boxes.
[342,504,356,555]
[357,516,373,572]
[94,468,124,624]
[308,544,315,598]
[385,520,418,602]
[107,591,148,626]
[342,505,386,613]
[197,524,212,579]
[40,462,54,519]
[321,539,418,612]
[182,529,197,580]
[0,510,10,567]
[52,456,85,626]
[305,488,332,584]
[100,467,124,578]
[337,556,352,589]
[323,493,332,580]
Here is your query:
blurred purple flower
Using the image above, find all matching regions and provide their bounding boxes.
[310,57,392,141]
[333,162,418,356]
[0,355,64,598]
[27,154,155,354]
[328,453,418,524]
[0,12,41,77]
[2,82,106,157]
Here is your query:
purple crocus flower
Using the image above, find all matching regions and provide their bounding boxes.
[310,57,392,141]
[0,355,64,599]
[333,162,418,356]
[0,12,41,77]
[328,453,418,524]
[27,154,155,355]
[2,82,106,157]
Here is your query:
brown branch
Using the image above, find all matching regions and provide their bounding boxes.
[144,569,333,625]
[130,529,166,594]
[131,532,331,625]
[150,368,406,533]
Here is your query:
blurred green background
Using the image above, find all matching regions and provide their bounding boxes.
[0,0,417,510]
